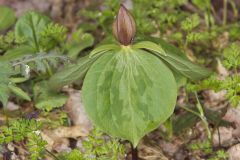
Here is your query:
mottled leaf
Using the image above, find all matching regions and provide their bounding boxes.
[82,48,177,146]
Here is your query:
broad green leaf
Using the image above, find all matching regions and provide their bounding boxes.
[15,11,50,51]
[33,81,67,111]
[171,70,187,88]
[8,84,31,101]
[82,48,177,146]
[133,41,167,56]
[137,37,212,81]
[155,50,212,81]
[0,45,35,62]
[0,6,16,31]
[48,54,102,91]
[89,44,120,58]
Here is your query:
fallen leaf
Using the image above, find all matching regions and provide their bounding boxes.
[6,102,19,111]
[228,144,240,160]
[52,138,71,153]
[64,89,93,132]
[212,127,234,147]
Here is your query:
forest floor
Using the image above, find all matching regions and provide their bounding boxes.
[1,0,240,160]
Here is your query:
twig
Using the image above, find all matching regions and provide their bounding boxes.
[46,149,60,160]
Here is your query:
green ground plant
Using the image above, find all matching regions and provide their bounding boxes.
[49,6,211,160]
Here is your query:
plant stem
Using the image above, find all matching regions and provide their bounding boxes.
[223,0,228,26]
[131,143,138,160]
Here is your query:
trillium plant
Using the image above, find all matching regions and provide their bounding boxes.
[49,4,211,159]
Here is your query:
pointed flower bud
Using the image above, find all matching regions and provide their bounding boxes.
[112,4,136,46]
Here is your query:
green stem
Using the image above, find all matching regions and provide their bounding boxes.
[180,93,212,141]
[229,0,238,19]
[130,143,138,160]
[223,0,228,26]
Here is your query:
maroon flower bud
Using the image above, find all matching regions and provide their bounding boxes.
[112,4,136,46]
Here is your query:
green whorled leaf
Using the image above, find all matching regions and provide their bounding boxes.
[8,84,31,101]
[33,81,67,111]
[89,44,120,58]
[0,45,35,62]
[133,41,167,56]
[82,48,177,146]
[136,37,212,81]
[48,54,102,91]
[0,6,16,31]
[15,11,50,51]
[171,70,187,88]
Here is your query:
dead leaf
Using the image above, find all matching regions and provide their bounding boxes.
[42,125,89,151]
[223,107,240,139]
[52,138,71,153]
[44,125,89,140]
[212,127,234,147]
[64,89,93,132]
[202,90,227,109]
[228,143,240,160]
[6,102,19,111]
[216,58,229,77]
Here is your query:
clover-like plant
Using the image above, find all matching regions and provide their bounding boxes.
[49,4,211,156]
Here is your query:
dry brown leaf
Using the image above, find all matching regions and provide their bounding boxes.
[64,89,93,132]
[216,58,229,77]
[52,138,71,153]
[223,107,240,139]
[223,107,240,125]
[44,125,89,140]
[228,143,240,160]
[212,127,234,147]
[138,143,168,160]
[202,90,227,109]
[6,102,20,111]
[42,125,89,151]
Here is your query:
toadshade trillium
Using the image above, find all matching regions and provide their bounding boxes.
[49,4,212,148]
